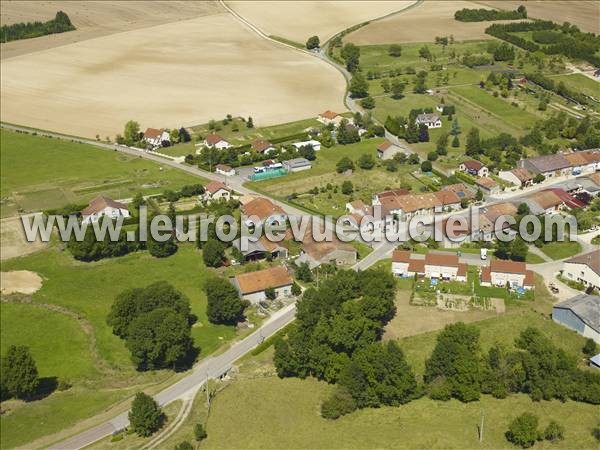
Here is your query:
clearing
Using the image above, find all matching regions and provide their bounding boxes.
[226,1,415,44]
[0,270,42,295]
[1,12,345,139]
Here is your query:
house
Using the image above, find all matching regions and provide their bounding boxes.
[480,260,534,290]
[562,249,600,291]
[143,128,170,148]
[242,197,287,227]
[519,154,571,178]
[203,181,231,202]
[283,158,312,173]
[375,191,461,223]
[81,196,130,224]
[552,294,600,343]
[296,235,357,269]
[232,235,288,262]
[215,164,235,177]
[392,251,424,277]
[424,253,467,281]
[544,188,585,209]
[372,188,410,206]
[526,190,564,214]
[233,266,293,303]
[251,139,276,155]
[475,177,500,195]
[415,113,442,129]
[376,140,405,160]
[459,160,489,178]
[433,191,462,211]
[203,133,232,150]
[317,110,343,125]
[292,140,321,151]
[442,183,475,201]
[436,104,446,113]
[498,168,534,187]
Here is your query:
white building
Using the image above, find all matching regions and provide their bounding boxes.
[292,140,321,151]
[215,164,235,177]
[233,266,293,303]
[203,133,232,150]
[283,158,312,173]
[562,249,600,291]
[143,128,170,148]
[553,295,600,343]
[480,260,534,289]
[415,113,442,129]
[81,196,130,224]
[203,181,231,202]
[317,110,343,126]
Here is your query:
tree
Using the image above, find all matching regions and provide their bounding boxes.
[517,5,527,17]
[129,392,163,437]
[436,133,449,155]
[418,124,430,142]
[583,338,597,358]
[380,78,391,93]
[341,43,360,72]
[506,413,539,448]
[361,96,375,109]
[391,79,406,99]
[388,44,402,57]
[452,135,460,147]
[419,45,432,60]
[124,120,141,146]
[341,180,354,195]
[321,387,357,419]
[349,72,369,98]
[194,423,207,442]
[296,262,313,282]
[147,233,178,258]
[306,35,320,50]
[336,156,354,173]
[358,153,375,170]
[1,345,39,400]
[517,203,530,216]
[465,127,481,156]
[451,118,461,136]
[421,160,432,172]
[299,144,316,161]
[427,151,438,161]
[205,277,247,324]
[265,287,277,300]
[494,43,515,61]
[202,239,225,267]
[475,188,483,201]
[179,127,191,142]
[246,116,254,128]
[533,174,545,184]
[169,128,180,143]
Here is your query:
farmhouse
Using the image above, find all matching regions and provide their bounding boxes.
[376,140,405,160]
[242,197,287,227]
[203,181,231,202]
[292,139,321,151]
[215,164,235,176]
[498,167,534,187]
[232,235,288,262]
[480,260,534,290]
[415,113,442,129]
[296,236,357,269]
[143,128,170,148]
[233,266,293,303]
[203,133,232,149]
[459,160,489,178]
[562,249,600,291]
[317,110,343,125]
[283,158,312,173]
[552,294,600,343]
[81,196,130,224]
[251,139,276,155]
[475,177,500,195]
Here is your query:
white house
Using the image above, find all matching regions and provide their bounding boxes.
[498,168,534,187]
[203,133,232,150]
[292,140,321,151]
[459,160,489,178]
[143,128,170,148]
[233,266,293,303]
[203,181,231,202]
[562,249,600,291]
[215,164,235,177]
[480,260,534,289]
[423,253,467,282]
[81,196,130,224]
[251,139,276,155]
[317,110,343,125]
[415,113,442,129]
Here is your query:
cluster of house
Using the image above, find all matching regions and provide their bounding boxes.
[391,250,534,289]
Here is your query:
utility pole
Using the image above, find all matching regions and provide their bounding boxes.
[205,372,210,406]
[479,409,485,443]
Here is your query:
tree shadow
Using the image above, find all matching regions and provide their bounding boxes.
[175,346,200,372]
[27,377,58,401]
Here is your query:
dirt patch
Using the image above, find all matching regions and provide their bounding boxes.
[1,12,346,139]
[1,215,48,261]
[227,1,415,43]
[346,1,524,44]
[1,270,42,295]
[0,1,222,60]
[476,1,600,34]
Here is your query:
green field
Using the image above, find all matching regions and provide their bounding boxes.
[0,130,203,217]
[551,73,600,100]
[539,240,583,260]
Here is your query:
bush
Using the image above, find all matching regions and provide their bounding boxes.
[129,392,163,437]
[174,442,193,450]
[341,180,354,195]
[544,421,564,442]
[265,287,277,300]
[506,413,539,448]
[321,387,357,420]
[194,423,207,441]
[583,338,597,357]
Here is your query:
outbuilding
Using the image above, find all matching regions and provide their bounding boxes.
[283,158,312,173]
[552,294,600,343]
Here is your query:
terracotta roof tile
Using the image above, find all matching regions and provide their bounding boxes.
[242,197,285,221]
[392,250,412,263]
[82,196,127,216]
[235,266,292,294]
[205,181,230,195]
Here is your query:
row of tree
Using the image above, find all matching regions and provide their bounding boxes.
[1,11,74,43]
[454,6,527,22]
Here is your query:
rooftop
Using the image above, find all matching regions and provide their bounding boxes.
[462,160,484,171]
[476,177,498,189]
[82,196,128,216]
[205,181,230,195]
[234,266,293,295]
[319,110,339,120]
[205,133,227,145]
[554,294,600,333]
[242,197,286,221]
[565,249,600,276]
[424,252,459,267]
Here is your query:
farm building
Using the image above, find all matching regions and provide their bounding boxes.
[203,181,231,202]
[514,150,600,178]
[415,113,442,129]
[480,260,534,290]
[81,196,130,224]
[296,235,357,269]
[233,266,293,303]
[552,294,600,343]
[376,140,405,160]
[458,160,489,178]
[562,249,600,292]
[232,235,288,262]
[142,128,170,148]
[283,158,312,173]
[215,164,235,176]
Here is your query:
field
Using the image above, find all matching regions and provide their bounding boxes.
[226,1,415,44]
[0,244,238,448]
[346,1,527,45]
[0,130,201,217]
[1,12,345,139]
[538,240,583,261]
[551,73,600,100]
[477,1,600,34]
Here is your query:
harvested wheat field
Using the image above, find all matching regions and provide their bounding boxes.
[1,270,43,295]
[0,1,222,59]
[1,12,346,139]
[347,0,522,44]
[477,1,600,34]
[226,1,416,44]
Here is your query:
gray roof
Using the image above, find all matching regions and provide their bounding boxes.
[284,158,311,169]
[521,154,570,173]
[521,199,545,215]
[554,294,600,333]
[416,113,440,122]
[578,178,600,193]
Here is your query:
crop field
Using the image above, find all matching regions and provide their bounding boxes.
[346,1,527,45]
[0,130,201,217]
[226,1,415,44]
[1,12,345,139]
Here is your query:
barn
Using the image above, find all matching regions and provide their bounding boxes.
[552,294,600,343]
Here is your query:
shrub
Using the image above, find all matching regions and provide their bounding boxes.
[544,421,564,442]
[129,392,163,437]
[321,387,357,419]
[506,413,539,448]
[194,423,208,441]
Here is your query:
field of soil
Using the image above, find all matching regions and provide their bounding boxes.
[346,1,523,44]
[0,270,42,295]
[477,1,600,34]
[1,12,346,139]
[0,1,221,59]
[226,1,416,44]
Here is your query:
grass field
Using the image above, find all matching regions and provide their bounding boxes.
[538,240,583,261]
[551,73,600,100]
[0,130,202,217]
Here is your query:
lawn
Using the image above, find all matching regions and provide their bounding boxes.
[538,240,582,261]
[0,130,203,217]
[526,252,547,264]
[551,73,600,100]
